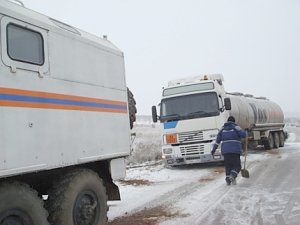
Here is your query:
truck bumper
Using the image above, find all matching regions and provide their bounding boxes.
[164,154,223,166]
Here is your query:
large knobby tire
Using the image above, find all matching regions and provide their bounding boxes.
[263,133,274,150]
[273,132,280,149]
[46,169,108,225]
[0,182,50,225]
[127,87,137,129]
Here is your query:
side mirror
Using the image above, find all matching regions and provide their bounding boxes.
[224,98,231,110]
[152,106,158,123]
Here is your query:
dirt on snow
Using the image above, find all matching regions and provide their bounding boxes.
[108,170,222,225]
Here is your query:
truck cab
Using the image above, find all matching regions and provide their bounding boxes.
[152,74,230,166]
[153,73,286,167]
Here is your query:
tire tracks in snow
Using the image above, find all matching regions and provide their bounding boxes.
[160,157,265,225]
[115,159,261,225]
[110,166,226,224]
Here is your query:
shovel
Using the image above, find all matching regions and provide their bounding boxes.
[241,137,250,178]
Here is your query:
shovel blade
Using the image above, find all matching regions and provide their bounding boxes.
[241,169,250,178]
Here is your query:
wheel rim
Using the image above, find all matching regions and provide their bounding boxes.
[73,190,100,225]
[0,209,33,225]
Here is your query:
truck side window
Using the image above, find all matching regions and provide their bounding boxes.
[7,23,44,65]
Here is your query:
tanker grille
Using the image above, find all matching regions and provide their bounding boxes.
[178,131,203,143]
[180,145,205,156]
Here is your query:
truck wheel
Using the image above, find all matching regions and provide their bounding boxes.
[263,133,274,150]
[46,169,108,225]
[0,182,50,225]
[127,87,137,129]
[279,132,285,147]
[248,140,258,150]
[273,132,280,149]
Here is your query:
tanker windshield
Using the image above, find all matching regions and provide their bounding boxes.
[160,92,220,122]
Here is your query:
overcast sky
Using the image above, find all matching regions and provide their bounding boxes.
[21,0,300,115]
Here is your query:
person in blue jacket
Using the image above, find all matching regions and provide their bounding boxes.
[211,116,247,185]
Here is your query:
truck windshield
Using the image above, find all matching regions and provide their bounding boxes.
[160,92,220,122]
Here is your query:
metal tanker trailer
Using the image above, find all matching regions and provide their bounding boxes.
[228,93,285,149]
[152,74,286,166]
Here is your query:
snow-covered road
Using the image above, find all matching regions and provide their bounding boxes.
[108,126,300,225]
[173,143,300,225]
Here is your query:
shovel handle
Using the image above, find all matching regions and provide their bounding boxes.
[243,137,248,169]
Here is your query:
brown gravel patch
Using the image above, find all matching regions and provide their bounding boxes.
[199,177,215,182]
[267,149,280,155]
[213,167,225,173]
[119,179,154,186]
[108,206,187,225]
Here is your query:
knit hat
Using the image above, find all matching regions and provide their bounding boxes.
[227,116,235,123]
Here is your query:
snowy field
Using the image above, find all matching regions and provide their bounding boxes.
[108,116,300,225]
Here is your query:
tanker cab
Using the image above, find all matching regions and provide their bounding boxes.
[155,94,231,123]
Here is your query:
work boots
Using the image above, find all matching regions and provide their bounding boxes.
[226,175,237,185]
[229,175,237,185]
[225,176,231,185]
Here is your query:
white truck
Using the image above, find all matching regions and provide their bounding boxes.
[152,74,286,166]
[0,1,136,224]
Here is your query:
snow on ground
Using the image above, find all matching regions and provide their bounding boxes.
[108,150,277,220]
[108,118,300,224]
[108,162,213,217]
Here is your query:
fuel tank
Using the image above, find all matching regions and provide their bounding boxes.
[227,93,284,130]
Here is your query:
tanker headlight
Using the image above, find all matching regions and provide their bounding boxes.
[163,148,173,154]
[164,134,178,144]
[210,134,217,139]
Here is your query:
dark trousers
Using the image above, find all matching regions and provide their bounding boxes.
[223,153,241,178]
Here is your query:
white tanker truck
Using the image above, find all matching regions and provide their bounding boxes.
[152,74,286,166]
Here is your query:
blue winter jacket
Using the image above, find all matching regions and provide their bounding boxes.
[212,121,247,155]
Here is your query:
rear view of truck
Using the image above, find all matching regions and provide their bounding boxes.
[0,1,136,224]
